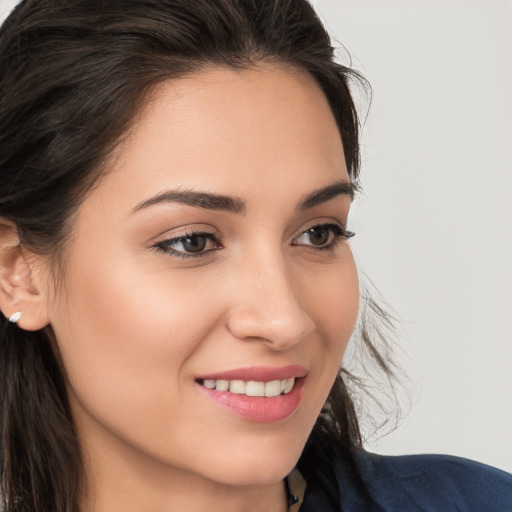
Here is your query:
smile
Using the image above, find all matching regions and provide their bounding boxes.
[195,365,307,422]
[198,377,295,397]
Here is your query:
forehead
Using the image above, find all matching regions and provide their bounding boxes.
[94,65,348,213]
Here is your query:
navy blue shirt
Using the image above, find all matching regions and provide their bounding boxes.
[300,451,512,511]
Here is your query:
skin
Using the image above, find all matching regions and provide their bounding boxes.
[2,65,359,511]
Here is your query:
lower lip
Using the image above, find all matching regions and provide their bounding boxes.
[197,378,305,423]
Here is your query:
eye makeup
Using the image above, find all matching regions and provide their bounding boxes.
[151,221,354,261]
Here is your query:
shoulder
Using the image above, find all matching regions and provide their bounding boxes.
[300,449,512,512]
[354,451,512,511]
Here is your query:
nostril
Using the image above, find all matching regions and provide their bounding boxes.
[226,307,314,349]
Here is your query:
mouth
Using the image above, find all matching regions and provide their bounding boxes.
[195,366,307,423]
[196,377,296,397]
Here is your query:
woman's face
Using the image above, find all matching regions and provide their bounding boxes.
[46,65,359,486]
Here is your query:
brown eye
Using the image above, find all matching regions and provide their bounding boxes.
[292,223,354,250]
[305,227,330,246]
[181,235,207,253]
[155,232,222,258]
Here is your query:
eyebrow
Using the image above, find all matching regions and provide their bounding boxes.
[298,180,355,210]
[132,180,355,215]
[133,190,247,214]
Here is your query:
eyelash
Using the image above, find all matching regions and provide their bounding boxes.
[292,223,355,252]
[153,231,222,260]
[153,223,355,260]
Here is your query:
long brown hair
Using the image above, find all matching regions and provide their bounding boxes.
[0,1,395,510]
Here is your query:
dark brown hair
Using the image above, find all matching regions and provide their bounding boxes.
[0,1,394,510]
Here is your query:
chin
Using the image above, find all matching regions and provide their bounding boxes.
[192,432,307,487]
[210,458,299,487]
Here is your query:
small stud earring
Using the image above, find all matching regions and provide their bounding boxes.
[8,311,22,323]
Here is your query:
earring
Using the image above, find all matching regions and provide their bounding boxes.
[8,311,22,323]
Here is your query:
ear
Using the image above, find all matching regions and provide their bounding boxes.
[0,219,50,331]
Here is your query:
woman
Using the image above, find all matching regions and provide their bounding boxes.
[0,1,510,511]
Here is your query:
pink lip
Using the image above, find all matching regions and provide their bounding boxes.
[196,365,308,382]
[197,377,306,423]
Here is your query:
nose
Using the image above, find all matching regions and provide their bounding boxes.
[225,251,315,350]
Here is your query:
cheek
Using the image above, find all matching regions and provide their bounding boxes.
[48,253,223,445]
[306,250,359,352]
[297,249,359,417]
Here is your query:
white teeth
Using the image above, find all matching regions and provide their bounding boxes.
[229,380,246,394]
[264,380,282,397]
[246,381,265,396]
[284,378,294,393]
[216,379,229,391]
[201,377,296,396]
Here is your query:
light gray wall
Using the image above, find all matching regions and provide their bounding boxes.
[312,0,512,471]
[0,0,18,21]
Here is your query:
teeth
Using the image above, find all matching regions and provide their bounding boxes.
[284,378,294,394]
[216,380,229,391]
[229,380,246,394]
[201,377,296,397]
[264,380,282,397]
[246,381,265,396]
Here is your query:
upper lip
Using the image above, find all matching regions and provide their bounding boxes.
[196,365,308,382]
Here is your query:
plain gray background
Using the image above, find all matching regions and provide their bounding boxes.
[2,0,511,472]
[312,0,512,472]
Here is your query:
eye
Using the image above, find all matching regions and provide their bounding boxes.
[292,223,354,250]
[154,232,222,259]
